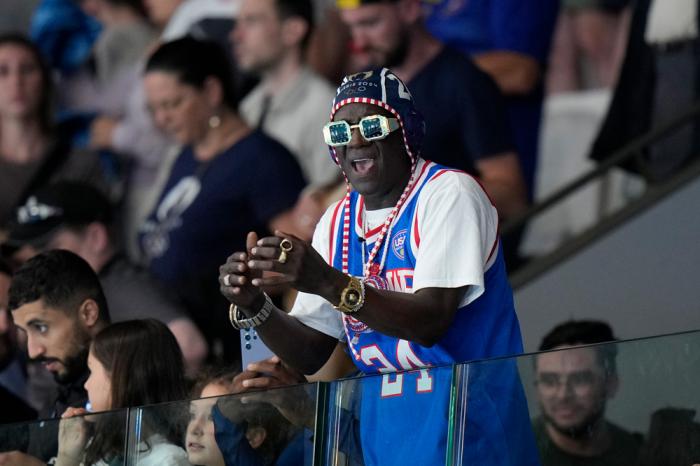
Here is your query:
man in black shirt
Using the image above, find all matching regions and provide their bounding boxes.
[336,0,527,221]
[533,320,642,465]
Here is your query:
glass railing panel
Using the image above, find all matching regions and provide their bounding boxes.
[0,408,129,465]
[452,330,700,465]
[322,364,456,466]
[127,382,318,466]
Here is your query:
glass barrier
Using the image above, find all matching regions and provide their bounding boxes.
[322,364,456,466]
[129,382,319,466]
[1,330,698,465]
[0,408,129,465]
[452,330,700,465]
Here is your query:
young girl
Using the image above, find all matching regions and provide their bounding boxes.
[186,369,300,466]
[57,319,190,465]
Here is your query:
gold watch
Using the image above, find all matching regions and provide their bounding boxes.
[334,276,365,314]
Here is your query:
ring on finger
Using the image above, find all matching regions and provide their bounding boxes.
[223,274,231,287]
[278,238,293,263]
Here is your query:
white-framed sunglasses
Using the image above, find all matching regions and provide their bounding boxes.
[323,114,400,147]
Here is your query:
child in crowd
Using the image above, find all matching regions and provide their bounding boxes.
[186,369,301,466]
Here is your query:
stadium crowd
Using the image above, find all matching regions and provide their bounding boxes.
[1,0,698,465]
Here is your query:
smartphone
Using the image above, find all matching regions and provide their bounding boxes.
[240,328,274,369]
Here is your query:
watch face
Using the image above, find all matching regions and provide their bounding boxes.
[346,289,361,306]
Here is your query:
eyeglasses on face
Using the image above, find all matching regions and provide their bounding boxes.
[323,114,400,147]
[536,371,602,395]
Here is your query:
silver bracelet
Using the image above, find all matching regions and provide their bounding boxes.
[228,293,275,330]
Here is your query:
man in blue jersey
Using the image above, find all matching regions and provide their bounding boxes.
[219,68,538,465]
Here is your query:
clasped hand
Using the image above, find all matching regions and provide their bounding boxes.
[219,230,330,310]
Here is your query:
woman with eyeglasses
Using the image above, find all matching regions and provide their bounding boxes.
[0,34,106,229]
[139,37,306,363]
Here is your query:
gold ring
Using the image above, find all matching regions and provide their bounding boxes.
[278,238,293,264]
[280,238,293,252]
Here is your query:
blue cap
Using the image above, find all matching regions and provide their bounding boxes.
[329,68,425,165]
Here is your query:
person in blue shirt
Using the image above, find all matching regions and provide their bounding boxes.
[30,0,101,76]
[140,37,306,364]
[423,0,559,200]
[219,68,538,465]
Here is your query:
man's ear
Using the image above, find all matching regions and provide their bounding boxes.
[397,0,422,25]
[281,17,309,48]
[245,426,268,449]
[78,298,101,330]
[83,223,110,256]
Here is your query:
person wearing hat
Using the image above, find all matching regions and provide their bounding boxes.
[219,68,538,465]
[3,181,207,375]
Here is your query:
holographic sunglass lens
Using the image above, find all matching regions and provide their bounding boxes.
[328,122,351,145]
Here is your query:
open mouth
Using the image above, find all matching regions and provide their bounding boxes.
[351,158,376,176]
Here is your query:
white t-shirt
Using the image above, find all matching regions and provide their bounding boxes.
[162,0,240,41]
[289,161,499,340]
[94,434,190,466]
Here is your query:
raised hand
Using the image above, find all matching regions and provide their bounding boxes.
[219,232,265,310]
[246,230,336,295]
[57,407,90,465]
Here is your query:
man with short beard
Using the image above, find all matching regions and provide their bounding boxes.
[0,250,111,465]
[9,249,111,418]
[336,0,528,222]
[533,320,642,465]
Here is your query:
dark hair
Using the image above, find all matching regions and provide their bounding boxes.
[189,367,296,464]
[0,33,53,133]
[538,320,618,375]
[275,0,314,50]
[85,319,188,464]
[145,36,239,110]
[190,365,239,399]
[8,250,110,324]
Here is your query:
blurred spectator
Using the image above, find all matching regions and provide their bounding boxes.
[547,0,630,93]
[233,0,340,239]
[234,0,337,188]
[58,319,190,465]
[423,0,559,200]
[0,259,37,423]
[591,0,700,181]
[533,320,642,465]
[3,181,208,374]
[0,34,106,229]
[91,0,244,262]
[337,0,527,220]
[29,0,101,77]
[82,0,157,103]
[140,37,306,363]
[305,0,350,84]
[1,250,110,464]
